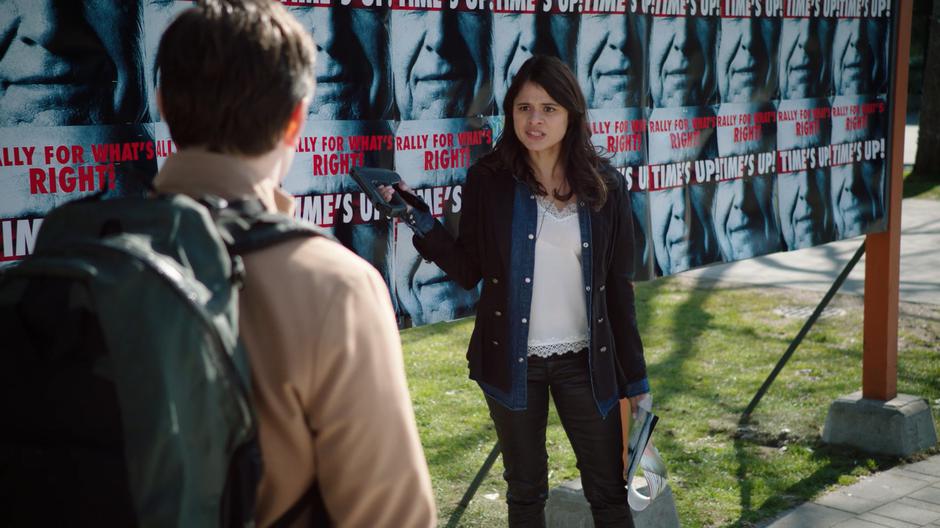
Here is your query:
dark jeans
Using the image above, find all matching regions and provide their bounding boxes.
[485,350,635,528]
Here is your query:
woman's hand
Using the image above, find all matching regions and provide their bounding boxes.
[378,182,414,213]
[628,392,651,418]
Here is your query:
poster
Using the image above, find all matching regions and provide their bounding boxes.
[0,0,897,326]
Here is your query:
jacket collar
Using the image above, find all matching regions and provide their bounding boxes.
[153,149,294,215]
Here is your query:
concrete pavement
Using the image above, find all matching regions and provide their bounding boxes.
[680,198,940,306]
[764,456,940,528]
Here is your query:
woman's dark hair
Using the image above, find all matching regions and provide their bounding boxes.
[493,55,608,209]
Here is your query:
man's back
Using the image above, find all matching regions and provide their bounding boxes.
[152,1,437,521]
[155,150,435,526]
[244,231,435,526]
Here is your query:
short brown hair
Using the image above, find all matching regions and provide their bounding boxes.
[156,0,315,155]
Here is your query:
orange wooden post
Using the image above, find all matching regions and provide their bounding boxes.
[862,0,912,402]
[620,399,631,471]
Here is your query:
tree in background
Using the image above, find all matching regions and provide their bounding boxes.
[912,0,940,178]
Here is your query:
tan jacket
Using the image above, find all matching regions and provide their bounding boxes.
[154,150,436,528]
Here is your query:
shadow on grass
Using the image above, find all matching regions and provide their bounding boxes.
[636,255,936,526]
[903,172,940,199]
[636,275,719,411]
[637,273,726,516]
[899,362,940,395]
[734,437,755,524]
[646,270,862,525]
[424,424,502,527]
[424,425,496,470]
[729,443,897,528]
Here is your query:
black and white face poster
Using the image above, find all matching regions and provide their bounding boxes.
[1,0,897,325]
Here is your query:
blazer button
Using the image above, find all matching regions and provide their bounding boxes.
[599,285,606,291]
[492,340,499,346]
[600,346,608,352]
[494,311,502,317]
[518,357,524,363]
[585,286,591,291]
[597,317,604,323]
[521,318,528,324]
[492,278,499,284]
[528,234,534,240]
[582,242,589,248]
[525,277,532,283]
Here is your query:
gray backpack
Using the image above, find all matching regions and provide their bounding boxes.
[0,194,321,527]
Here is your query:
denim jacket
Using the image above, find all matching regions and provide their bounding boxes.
[405,154,649,417]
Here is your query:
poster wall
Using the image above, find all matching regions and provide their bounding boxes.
[0,0,896,327]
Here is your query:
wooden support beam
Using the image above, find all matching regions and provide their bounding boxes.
[862,0,912,401]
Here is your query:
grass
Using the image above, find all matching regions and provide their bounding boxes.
[903,168,940,200]
[401,277,940,527]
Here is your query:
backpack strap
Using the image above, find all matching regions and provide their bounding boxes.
[201,196,326,256]
[200,196,332,527]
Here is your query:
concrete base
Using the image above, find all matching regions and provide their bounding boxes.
[545,478,680,528]
[822,391,938,457]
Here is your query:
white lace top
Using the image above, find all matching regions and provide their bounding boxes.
[527,196,589,357]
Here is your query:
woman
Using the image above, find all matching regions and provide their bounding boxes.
[384,55,649,527]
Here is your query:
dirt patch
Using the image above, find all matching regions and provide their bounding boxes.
[898,301,940,347]
[673,275,940,351]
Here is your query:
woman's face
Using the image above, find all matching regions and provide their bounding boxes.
[512,81,569,157]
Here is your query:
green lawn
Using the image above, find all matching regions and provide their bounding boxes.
[402,278,940,527]
[903,169,940,200]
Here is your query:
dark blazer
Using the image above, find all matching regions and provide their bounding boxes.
[407,153,648,416]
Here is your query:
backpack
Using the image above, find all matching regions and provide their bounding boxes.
[0,193,321,527]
